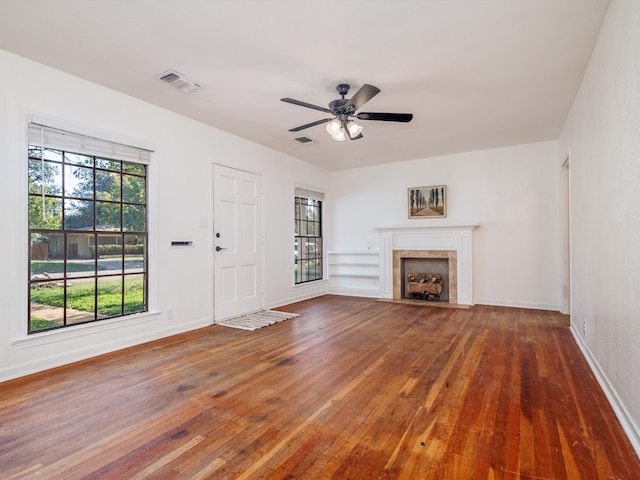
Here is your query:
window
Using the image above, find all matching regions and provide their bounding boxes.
[27,123,151,333]
[294,188,323,284]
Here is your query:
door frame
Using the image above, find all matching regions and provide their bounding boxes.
[561,155,571,315]
[211,162,265,322]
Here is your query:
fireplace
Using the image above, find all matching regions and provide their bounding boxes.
[375,225,478,305]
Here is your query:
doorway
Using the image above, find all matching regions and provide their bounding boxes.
[213,164,263,321]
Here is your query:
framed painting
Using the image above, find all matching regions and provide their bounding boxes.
[408,185,446,218]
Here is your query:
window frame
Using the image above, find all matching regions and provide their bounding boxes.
[294,194,323,284]
[27,124,151,334]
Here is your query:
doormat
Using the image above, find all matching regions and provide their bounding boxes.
[217,310,299,331]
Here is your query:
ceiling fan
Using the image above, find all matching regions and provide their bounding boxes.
[281,83,413,141]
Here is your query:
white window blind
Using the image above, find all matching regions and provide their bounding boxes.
[295,187,325,201]
[28,123,153,165]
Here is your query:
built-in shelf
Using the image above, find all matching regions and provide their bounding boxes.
[327,250,380,298]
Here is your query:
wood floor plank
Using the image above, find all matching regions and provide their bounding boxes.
[0,296,638,479]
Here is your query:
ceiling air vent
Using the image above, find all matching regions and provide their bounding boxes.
[294,136,314,144]
[155,70,201,93]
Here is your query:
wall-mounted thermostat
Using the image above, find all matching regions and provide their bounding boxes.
[171,241,193,247]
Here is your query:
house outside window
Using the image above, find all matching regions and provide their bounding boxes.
[294,187,324,284]
[27,123,152,333]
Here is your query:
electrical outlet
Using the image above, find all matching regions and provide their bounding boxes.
[583,316,587,337]
[167,307,175,320]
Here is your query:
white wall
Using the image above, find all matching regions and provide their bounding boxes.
[559,0,640,453]
[0,49,329,382]
[328,140,562,310]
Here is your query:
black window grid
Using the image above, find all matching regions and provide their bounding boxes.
[28,147,148,333]
[294,196,323,284]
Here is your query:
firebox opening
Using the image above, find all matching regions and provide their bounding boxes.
[401,258,450,302]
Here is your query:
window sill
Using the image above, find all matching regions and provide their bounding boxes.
[12,310,161,348]
[293,278,328,288]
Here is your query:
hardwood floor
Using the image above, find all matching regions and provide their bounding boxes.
[1,295,639,479]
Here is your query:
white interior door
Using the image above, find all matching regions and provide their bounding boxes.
[213,164,263,321]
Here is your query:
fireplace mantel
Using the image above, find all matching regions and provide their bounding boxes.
[375,225,478,305]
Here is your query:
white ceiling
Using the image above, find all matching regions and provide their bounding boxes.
[0,0,609,170]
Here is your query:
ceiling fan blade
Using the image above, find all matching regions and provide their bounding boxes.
[288,118,333,132]
[345,84,381,112]
[281,97,332,114]
[357,112,413,122]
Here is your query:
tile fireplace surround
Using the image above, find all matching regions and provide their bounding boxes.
[375,225,478,305]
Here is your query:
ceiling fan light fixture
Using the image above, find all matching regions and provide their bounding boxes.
[326,119,363,141]
[325,119,341,135]
[331,129,347,141]
[347,121,363,137]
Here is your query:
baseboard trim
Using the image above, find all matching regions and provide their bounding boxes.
[267,282,329,310]
[570,324,640,457]
[474,298,560,311]
[1,316,213,383]
[328,287,380,298]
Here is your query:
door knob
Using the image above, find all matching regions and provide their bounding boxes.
[216,246,226,252]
